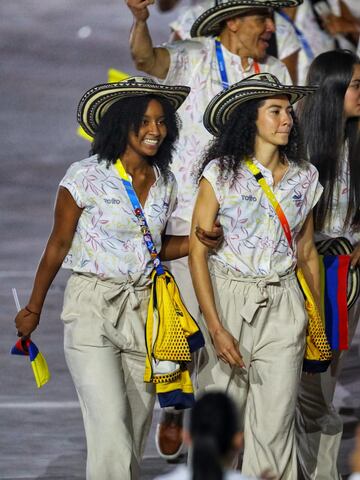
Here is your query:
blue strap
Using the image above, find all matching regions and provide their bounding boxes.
[115,160,165,276]
[277,10,314,61]
[215,39,230,89]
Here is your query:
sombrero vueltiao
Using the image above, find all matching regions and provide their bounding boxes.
[203,72,317,136]
[77,76,190,137]
[190,0,303,38]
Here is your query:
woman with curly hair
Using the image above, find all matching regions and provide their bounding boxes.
[296,49,360,480]
[189,73,320,479]
[14,76,192,480]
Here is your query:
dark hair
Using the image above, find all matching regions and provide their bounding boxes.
[198,97,303,183]
[191,392,239,480]
[90,95,180,179]
[297,49,360,231]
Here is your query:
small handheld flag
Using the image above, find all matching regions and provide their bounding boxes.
[11,338,51,388]
[11,288,50,388]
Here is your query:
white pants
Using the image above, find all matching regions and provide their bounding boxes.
[196,263,307,479]
[296,298,360,479]
[61,273,155,480]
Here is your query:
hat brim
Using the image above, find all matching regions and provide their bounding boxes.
[190,0,302,37]
[316,237,360,310]
[203,81,316,136]
[77,81,190,137]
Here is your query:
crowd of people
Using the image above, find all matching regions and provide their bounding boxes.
[14,0,360,479]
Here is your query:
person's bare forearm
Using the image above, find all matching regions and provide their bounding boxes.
[298,243,321,314]
[127,0,170,78]
[160,235,189,261]
[27,237,72,313]
[130,19,157,73]
[188,249,221,335]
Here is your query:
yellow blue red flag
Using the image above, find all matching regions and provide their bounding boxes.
[11,338,50,388]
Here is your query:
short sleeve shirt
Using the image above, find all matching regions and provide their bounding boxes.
[161,37,292,234]
[202,158,323,276]
[60,155,178,279]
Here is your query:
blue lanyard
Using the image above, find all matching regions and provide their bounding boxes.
[215,38,230,89]
[114,160,165,276]
[215,38,260,90]
[277,10,314,61]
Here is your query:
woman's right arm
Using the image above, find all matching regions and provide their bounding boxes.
[188,178,244,368]
[15,187,83,337]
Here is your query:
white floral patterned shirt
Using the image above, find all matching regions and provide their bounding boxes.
[161,37,292,235]
[202,158,323,276]
[319,149,360,245]
[60,155,178,279]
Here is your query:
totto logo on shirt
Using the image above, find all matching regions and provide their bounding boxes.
[241,194,257,202]
[104,198,121,205]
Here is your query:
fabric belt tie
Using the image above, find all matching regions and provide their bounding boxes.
[241,275,280,324]
[77,272,151,327]
[209,262,294,324]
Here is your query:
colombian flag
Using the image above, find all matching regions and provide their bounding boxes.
[11,338,50,388]
[320,255,351,350]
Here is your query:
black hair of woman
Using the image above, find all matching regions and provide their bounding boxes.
[197,96,304,184]
[90,94,181,179]
[297,49,360,232]
[189,392,242,480]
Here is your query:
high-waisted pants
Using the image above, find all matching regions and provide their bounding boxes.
[61,272,155,480]
[196,263,308,479]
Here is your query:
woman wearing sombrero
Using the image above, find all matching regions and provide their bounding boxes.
[13,76,194,479]
[189,73,320,478]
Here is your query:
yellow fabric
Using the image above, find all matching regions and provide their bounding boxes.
[296,268,332,362]
[145,269,201,383]
[31,352,51,388]
[155,370,194,395]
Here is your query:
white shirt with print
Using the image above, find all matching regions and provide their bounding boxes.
[202,158,323,276]
[60,155,178,279]
[161,37,292,235]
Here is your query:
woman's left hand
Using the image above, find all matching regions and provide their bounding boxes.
[195,219,223,250]
[350,243,360,268]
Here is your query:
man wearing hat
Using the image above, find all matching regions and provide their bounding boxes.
[126,0,301,460]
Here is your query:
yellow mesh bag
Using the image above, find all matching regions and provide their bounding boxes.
[296,268,332,371]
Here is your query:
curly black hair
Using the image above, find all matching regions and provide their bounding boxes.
[198,97,304,184]
[90,95,181,180]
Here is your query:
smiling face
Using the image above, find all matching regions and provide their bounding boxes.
[126,99,167,159]
[255,95,294,148]
[228,9,275,60]
[344,63,360,119]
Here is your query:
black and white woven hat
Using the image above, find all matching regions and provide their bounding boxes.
[190,0,302,38]
[203,72,317,136]
[77,76,190,137]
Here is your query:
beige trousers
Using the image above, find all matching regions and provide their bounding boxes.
[61,272,155,480]
[196,263,307,480]
[296,298,360,480]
